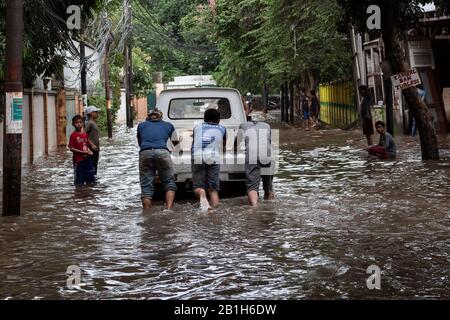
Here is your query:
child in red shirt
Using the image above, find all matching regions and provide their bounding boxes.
[68,115,95,186]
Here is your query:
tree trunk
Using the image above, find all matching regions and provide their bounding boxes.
[381,1,439,160]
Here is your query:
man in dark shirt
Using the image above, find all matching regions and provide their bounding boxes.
[358,85,374,146]
[309,90,320,127]
[367,121,397,159]
[137,109,179,210]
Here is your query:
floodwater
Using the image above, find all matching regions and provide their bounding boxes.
[0,121,449,300]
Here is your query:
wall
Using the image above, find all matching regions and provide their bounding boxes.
[134,96,148,122]
[0,90,59,169]
[117,91,149,124]
[116,89,127,125]
[47,95,58,152]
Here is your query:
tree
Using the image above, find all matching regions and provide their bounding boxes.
[213,0,352,97]
[0,0,100,121]
[0,0,100,87]
[214,0,268,93]
[133,0,219,82]
[253,0,352,90]
[132,47,155,97]
[337,0,450,160]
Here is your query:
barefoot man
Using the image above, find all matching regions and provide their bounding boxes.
[191,108,227,211]
[137,109,179,210]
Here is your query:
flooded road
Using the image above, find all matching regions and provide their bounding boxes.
[0,123,449,299]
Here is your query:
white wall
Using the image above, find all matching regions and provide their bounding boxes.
[32,93,45,161]
[21,94,31,164]
[116,89,127,125]
[47,95,57,152]
[0,91,59,168]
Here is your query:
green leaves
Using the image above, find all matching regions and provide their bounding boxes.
[133,0,218,81]
[132,47,154,97]
[214,0,352,91]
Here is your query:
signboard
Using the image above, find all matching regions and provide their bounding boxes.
[5,92,23,134]
[391,69,422,91]
[12,97,23,121]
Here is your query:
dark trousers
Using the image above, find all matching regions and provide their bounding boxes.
[92,150,100,175]
[74,158,96,185]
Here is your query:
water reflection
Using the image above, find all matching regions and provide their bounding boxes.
[0,126,449,299]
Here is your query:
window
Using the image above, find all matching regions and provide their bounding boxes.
[168,98,232,119]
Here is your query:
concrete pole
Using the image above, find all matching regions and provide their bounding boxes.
[80,40,87,120]
[2,0,24,216]
[104,54,113,139]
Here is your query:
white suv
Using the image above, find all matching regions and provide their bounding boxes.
[157,87,247,193]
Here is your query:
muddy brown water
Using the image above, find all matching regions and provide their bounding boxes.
[0,124,449,299]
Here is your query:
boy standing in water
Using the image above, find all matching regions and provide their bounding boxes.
[367,121,397,159]
[192,108,227,211]
[85,106,101,176]
[68,115,95,186]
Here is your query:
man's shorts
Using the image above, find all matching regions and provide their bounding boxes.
[362,118,374,136]
[139,149,177,199]
[192,163,221,191]
[303,110,310,120]
[246,164,274,194]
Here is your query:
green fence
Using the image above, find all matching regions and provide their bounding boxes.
[319,81,358,129]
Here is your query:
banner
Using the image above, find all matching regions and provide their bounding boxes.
[5,92,23,134]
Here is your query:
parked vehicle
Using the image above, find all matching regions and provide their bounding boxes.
[157,87,247,194]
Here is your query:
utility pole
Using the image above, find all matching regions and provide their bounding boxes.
[284,81,289,123]
[124,0,133,129]
[124,44,131,129]
[2,0,24,216]
[280,85,285,123]
[263,83,269,113]
[289,80,294,124]
[104,36,113,139]
[129,40,134,129]
[384,78,394,136]
[80,40,88,119]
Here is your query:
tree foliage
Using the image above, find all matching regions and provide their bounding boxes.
[213,0,352,93]
[133,0,218,82]
[132,47,154,97]
[0,0,100,87]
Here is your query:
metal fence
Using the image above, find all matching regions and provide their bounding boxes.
[319,80,358,129]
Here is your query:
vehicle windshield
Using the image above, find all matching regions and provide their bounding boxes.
[168,98,232,119]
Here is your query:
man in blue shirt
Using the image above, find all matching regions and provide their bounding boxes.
[191,108,227,211]
[137,109,179,210]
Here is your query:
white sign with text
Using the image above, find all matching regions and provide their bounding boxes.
[391,69,422,91]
